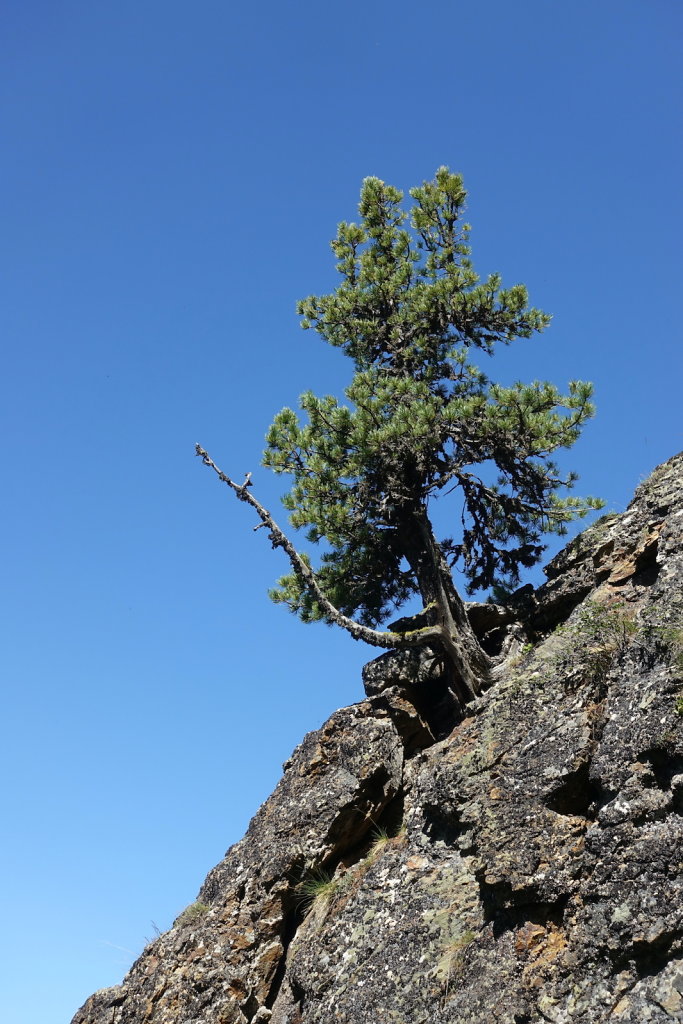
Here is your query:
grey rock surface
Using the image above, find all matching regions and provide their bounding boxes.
[73,453,683,1024]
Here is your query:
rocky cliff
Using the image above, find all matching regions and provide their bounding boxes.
[73,453,683,1024]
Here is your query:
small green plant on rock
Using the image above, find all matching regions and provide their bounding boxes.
[629,619,683,675]
[574,601,637,649]
[367,820,408,860]
[506,641,536,670]
[297,869,340,913]
[548,601,638,687]
[659,626,683,674]
[174,901,210,928]
[440,929,477,1005]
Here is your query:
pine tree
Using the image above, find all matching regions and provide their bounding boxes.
[197,168,602,709]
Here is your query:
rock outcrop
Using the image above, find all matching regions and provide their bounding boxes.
[73,453,683,1024]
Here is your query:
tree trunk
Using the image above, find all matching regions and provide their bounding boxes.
[197,445,491,714]
[399,509,492,707]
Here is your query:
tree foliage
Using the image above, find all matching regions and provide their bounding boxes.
[199,167,602,708]
[263,168,602,631]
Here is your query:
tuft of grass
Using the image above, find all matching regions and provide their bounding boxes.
[174,901,210,928]
[573,601,638,649]
[630,620,683,676]
[440,929,477,1005]
[506,641,535,669]
[658,729,678,750]
[296,869,340,913]
[547,601,638,688]
[658,626,683,674]
[367,820,408,860]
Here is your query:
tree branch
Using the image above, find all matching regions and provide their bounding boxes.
[195,444,444,652]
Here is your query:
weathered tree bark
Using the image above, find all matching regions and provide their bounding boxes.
[399,510,492,706]
[196,445,491,709]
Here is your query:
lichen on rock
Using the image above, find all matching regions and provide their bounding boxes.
[72,453,683,1024]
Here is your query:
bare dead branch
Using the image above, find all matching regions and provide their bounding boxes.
[195,444,444,653]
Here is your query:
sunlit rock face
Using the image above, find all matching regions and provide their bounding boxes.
[73,453,683,1024]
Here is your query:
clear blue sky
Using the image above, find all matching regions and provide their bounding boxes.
[1,2,681,1021]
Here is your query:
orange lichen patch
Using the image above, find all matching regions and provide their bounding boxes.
[442,726,479,763]
[184,946,207,964]
[231,926,256,950]
[568,836,586,857]
[517,923,568,980]
[227,978,248,1001]
[515,922,546,953]
[519,923,568,991]
[303,745,328,778]
[543,927,568,960]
